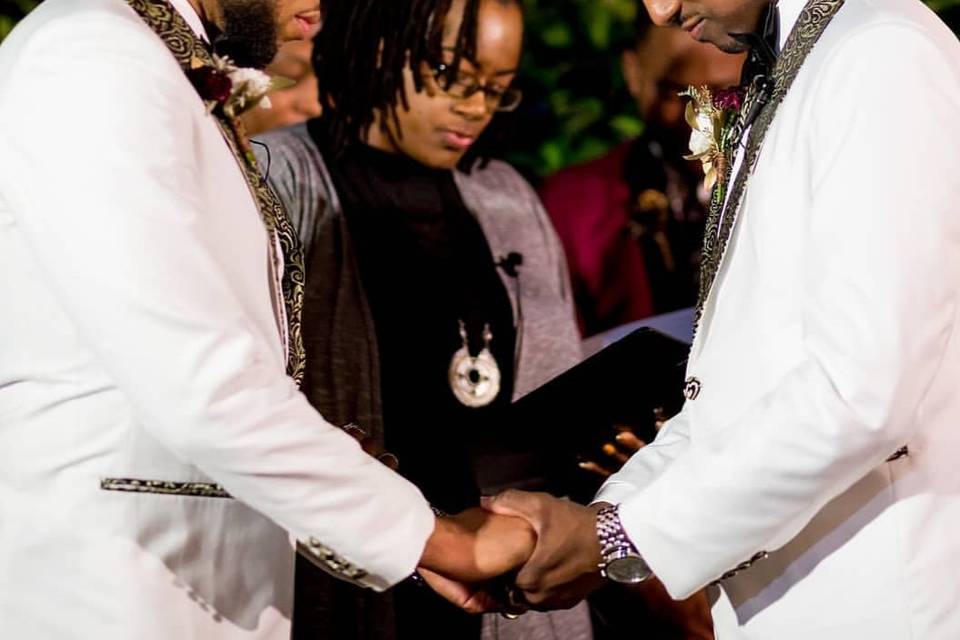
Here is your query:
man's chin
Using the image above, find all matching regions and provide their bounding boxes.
[215,38,278,69]
[217,0,281,68]
[715,38,751,54]
[703,31,752,54]
[694,23,753,54]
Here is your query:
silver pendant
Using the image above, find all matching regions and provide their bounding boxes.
[448,320,501,408]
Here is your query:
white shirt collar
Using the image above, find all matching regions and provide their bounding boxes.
[167,0,210,43]
[776,0,805,51]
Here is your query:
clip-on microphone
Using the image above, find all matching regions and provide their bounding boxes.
[729,0,780,132]
[496,252,524,278]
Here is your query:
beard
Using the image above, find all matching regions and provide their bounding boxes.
[213,0,279,69]
[715,35,752,54]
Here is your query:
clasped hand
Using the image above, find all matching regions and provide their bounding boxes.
[417,493,606,614]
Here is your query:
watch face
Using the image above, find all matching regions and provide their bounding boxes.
[606,556,652,585]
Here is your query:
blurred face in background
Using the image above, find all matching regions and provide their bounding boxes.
[622,26,744,148]
[366,0,524,169]
[241,40,322,136]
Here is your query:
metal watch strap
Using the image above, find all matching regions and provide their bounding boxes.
[596,504,638,563]
[596,504,653,584]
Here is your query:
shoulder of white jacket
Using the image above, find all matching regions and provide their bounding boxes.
[1,0,181,77]
[819,0,959,61]
[794,0,960,115]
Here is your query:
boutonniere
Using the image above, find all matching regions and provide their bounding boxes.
[186,55,293,166]
[681,85,744,196]
[187,54,293,118]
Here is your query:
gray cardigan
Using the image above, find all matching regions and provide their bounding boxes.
[256,124,583,439]
[254,123,591,640]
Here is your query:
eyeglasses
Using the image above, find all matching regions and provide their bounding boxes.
[428,62,523,113]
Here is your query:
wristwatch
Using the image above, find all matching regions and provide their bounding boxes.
[596,504,653,584]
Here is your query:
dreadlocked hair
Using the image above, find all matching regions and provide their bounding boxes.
[314,0,486,158]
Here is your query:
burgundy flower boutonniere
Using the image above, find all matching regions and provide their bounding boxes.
[187,54,293,118]
[680,85,746,198]
[186,64,233,105]
[186,55,293,166]
[712,87,744,111]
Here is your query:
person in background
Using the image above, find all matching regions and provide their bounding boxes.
[539,13,742,337]
[254,0,590,638]
[242,40,322,136]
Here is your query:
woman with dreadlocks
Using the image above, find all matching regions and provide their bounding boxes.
[255,0,591,638]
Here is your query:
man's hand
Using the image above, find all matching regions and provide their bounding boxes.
[482,491,606,610]
[416,567,501,614]
[416,507,537,614]
[419,507,535,583]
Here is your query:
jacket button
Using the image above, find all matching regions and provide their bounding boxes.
[684,376,702,400]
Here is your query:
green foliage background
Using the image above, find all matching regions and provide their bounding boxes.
[0,0,37,41]
[2,0,958,178]
[505,0,643,178]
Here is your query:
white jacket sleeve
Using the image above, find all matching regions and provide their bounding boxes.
[0,15,433,591]
[615,25,960,598]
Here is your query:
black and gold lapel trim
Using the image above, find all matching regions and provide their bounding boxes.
[124,0,306,385]
[695,0,846,331]
[101,477,232,498]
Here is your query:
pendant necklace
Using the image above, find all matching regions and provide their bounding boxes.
[448,319,501,408]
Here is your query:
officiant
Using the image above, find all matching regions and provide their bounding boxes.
[253,0,591,637]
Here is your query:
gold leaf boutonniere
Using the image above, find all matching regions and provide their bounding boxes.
[681,85,744,198]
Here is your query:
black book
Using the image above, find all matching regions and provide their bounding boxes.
[473,327,690,502]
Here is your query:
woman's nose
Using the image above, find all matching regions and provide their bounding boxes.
[453,89,490,120]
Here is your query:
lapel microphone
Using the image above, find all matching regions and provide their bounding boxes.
[729,1,781,136]
[496,252,524,278]
[496,252,525,374]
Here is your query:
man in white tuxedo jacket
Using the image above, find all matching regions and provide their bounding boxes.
[0,0,534,637]
[483,0,960,637]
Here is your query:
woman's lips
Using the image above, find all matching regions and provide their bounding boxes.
[440,129,476,150]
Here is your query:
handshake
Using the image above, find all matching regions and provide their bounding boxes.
[415,491,611,615]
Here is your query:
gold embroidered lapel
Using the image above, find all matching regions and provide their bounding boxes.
[694,0,845,332]
[125,0,305,385]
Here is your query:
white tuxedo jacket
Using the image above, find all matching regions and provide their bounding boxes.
[598,0,960,637]
[0,0,433,637]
